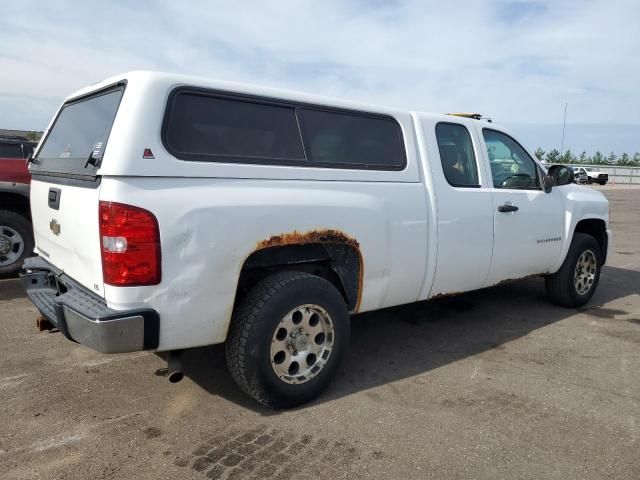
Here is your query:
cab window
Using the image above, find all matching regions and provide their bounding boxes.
[435,123,479,187]
[483,129,539,189]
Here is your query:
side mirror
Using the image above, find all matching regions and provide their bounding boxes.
[547,165,574,187]
[542,172,553,193]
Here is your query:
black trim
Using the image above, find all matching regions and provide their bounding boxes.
[31,81,127,179]
[435,122,481,188]
[482,128,542,191]
[31,173,102,188]
[161,86,408,171]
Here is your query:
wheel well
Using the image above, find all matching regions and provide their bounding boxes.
[237,242,362,312]
[574,219,607,260]
[0,192,30,218]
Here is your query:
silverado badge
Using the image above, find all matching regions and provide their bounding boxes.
[50,219,61,236]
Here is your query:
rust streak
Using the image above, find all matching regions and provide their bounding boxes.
[256,229,360,251]
[256,229,364,313]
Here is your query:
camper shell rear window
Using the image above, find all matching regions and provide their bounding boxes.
[33,83,125,177]
[162,88,406,171]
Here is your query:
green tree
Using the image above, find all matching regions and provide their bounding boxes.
[591,151,604,165]
[578,151,589,164]
[559,149,576,164]
[546,149,561,164]
[618,152,631,165]
[534,147,545,161]
[606,152,617,164]
[633,153,640,166]
[26,131,39,142]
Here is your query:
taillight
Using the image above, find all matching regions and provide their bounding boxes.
[99,201,161,286]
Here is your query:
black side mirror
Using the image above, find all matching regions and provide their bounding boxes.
[541,170,553,193]
[547,165,574,187]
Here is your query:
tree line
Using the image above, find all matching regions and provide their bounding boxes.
[534,148,640,167]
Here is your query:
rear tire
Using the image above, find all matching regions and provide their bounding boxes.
[226,271,350,408]
[545,233,601,307]
[0,210,34,277]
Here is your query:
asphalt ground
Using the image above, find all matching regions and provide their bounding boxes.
[1,185,638,479]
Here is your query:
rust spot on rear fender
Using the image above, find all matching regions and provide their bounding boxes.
[256,229,364,312]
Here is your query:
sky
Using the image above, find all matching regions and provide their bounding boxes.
[1,0,639,154]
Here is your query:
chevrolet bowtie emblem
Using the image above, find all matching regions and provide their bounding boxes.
[50,219,61,236]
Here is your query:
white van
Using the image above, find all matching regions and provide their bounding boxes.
[22,71,610,407]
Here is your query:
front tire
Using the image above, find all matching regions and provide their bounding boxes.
[226,271,350,408]
[0,210,34,277]
[545,233,601,307]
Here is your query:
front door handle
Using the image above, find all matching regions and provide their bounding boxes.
[498,203,519,213]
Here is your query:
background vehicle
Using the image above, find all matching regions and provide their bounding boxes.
[0,136,34,276]
[567,166,588,184]
[21,72,611,407]
[575,166,608,185]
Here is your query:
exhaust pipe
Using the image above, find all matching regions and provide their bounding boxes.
[167,350,184,383]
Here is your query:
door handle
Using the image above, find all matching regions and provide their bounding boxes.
[498,203,519,213]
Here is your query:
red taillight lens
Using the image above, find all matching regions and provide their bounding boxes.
[99,201,161,286]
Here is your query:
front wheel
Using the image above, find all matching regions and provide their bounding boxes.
[545,233,601,307]
[226,271,350,408]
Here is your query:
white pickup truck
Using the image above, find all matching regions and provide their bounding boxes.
[574,166,609,185]
[21,72,611,408]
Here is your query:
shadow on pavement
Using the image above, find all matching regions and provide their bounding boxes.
[0,278,26,302]
[182,265,640,413]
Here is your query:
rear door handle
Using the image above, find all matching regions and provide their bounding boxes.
[498,203,519,213]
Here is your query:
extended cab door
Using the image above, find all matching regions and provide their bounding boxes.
[423,119,494,297]
[476,127,564,285]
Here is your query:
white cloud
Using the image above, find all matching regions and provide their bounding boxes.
[1,0,639,145]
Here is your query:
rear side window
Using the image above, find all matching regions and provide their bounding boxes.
[163,89,406,170]
[34,86,124,176]
[0,143,24,158]
[164,93,305,162]
[298,108,405,169]
[435,123,479,187]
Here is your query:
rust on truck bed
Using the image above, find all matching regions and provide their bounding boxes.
[255,229,364,312]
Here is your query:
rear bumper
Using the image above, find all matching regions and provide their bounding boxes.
[20,256,159,353]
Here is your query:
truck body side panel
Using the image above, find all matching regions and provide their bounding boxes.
[99,177,428,351]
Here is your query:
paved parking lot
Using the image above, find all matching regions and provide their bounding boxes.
[1,186,638,480]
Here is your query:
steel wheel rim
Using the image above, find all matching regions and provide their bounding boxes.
[270,304,335,385]
[0,226,24,267]
[574,249,597,295]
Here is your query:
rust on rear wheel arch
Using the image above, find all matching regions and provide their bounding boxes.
[255,229,364,312]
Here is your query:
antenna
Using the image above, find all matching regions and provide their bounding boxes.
[560,102,568,155]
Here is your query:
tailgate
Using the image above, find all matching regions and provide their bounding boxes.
[27,83,126,297]
[30,179,104,296]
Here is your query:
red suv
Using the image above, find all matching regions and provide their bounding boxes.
[0,136,35,276]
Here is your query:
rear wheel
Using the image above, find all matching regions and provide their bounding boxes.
[0,210,33,277]
[545,233,601,307]
[226,271,350,408]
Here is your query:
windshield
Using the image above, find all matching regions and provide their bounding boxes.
[33,85,124,176]
[584,167,593,172]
